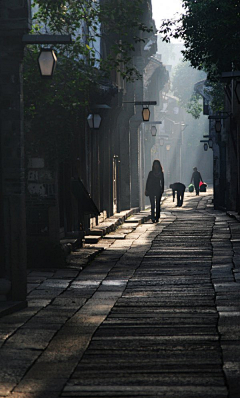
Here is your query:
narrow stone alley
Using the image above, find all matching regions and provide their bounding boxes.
[0,190,240,398]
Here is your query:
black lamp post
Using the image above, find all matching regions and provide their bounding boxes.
[37,48,57,78]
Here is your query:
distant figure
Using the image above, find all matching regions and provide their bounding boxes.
[145,160,164,223]
[170,182,186,207]
[190,167,203,196]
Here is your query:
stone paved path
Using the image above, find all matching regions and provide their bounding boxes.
[0,189,240,397]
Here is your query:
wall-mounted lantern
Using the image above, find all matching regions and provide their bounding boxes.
[123,101,157,122]
[87,114,102,129]
[166,144,171,151]
[209,112,231,133]
[204,143,208,151]
[208,138,213,149]
[151,125,157,136]
[38,48,57,78]
[215,120,222,133]
[142,107,150,122]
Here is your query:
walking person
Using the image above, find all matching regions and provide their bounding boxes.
[190,167,203,196]
[170,182,186,207]
[145,160,164,223]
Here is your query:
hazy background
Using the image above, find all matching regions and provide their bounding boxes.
[150,0,213,185]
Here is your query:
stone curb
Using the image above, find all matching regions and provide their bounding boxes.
[84,207,140,242]
[67,196,168,270]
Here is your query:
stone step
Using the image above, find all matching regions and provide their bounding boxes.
[86,208,141,241]
[121,222,138,230]
[124,217,143,225]
[88,228,104,237]
[103,233,126,240]
[83,235,102,244]
[60,238,79,254]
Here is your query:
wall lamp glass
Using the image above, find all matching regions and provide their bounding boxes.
[87,114,102,129]
[142,107,150,122]
[159,138,164,146]
[38,48,57,78]
[204,143,208,151]
[151,125,157,136]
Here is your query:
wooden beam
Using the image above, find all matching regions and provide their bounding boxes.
[222,71,240,79]
[22,34,72,44]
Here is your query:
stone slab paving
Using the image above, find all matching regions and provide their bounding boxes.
[0,189,240,397]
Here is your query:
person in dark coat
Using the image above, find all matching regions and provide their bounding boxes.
[190,167,203,196]
[170,182,186,207]
[145,160,164,222]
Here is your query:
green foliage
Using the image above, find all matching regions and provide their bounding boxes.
[23,46,90,165]
[186,92,203,120]
[24,0,154,164]
[171,62,206,119]
[204,81,225,113]
[159,0,240,80]
[31,0,153,81]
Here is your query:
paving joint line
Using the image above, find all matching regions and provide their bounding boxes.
[58,215,170,396]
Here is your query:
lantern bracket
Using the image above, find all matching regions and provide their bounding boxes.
[122,101,157,106]
[22,34,72,44]
[208,112,231,120]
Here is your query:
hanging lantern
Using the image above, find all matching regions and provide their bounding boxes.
[159,138,164,146]
[142,107,150,122]
[38,48,57,78]
[87,114,102,129]
[204,143,208,151]
[208,138,213,148]
[151,125,157,136]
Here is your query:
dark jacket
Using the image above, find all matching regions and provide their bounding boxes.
[191,170,203,185]
[146,169,164,196]
[170,182,185,201]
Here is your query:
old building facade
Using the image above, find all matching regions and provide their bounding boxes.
[0,0,169,306]
[0,0,31,307]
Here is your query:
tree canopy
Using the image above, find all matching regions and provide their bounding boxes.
[24,0,154,164]
[171,62,206,118]
[160,0,240,80]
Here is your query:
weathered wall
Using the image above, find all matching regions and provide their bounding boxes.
[0,0,31,300]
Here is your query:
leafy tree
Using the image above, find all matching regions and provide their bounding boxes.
[171,62,206,118]
[31,0,153,81]
[24,0,154,164]
[160,0,240,80]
